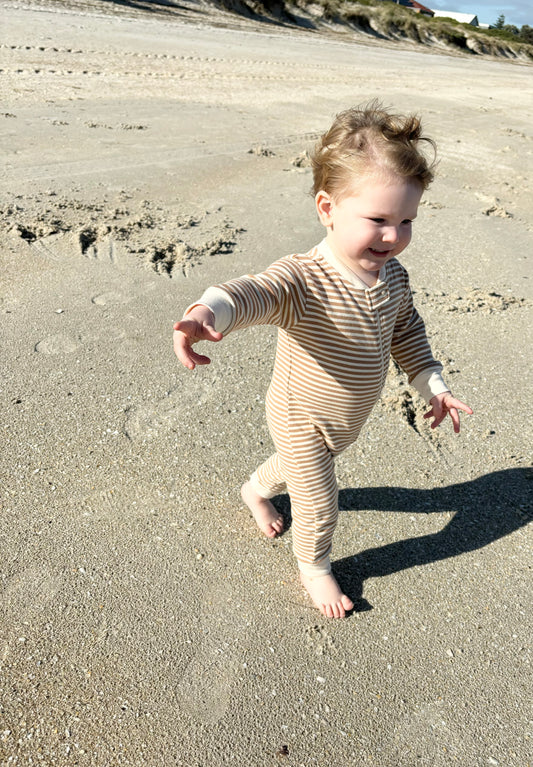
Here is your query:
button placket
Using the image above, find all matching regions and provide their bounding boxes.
[365,283,390,386]
[366,285,390,312]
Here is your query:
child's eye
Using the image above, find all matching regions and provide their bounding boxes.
[368,218,413,224]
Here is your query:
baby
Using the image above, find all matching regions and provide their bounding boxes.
[173,102,472,619]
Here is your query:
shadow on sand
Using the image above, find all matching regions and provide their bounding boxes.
[99,0,299,27]
[274,467,532,612]
[99,0,204,18]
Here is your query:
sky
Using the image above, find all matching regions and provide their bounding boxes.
[429,0,530,27]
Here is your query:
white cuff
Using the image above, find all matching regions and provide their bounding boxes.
[298,556,332,577]
[411,369,450,403]
[249,471,278,500]
[184,287,236,334]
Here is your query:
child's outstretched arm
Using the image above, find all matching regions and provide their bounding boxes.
[424,392,473,434]
[173,305,223,370]
[173,256,308,370]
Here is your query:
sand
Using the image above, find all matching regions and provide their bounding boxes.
[1,1,532,764]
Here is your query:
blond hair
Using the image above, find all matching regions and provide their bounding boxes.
[311,101,437,199]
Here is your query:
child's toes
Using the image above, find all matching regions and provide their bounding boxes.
[335,600,348,619]
[341,595,354,612]
[264,515,283,537]
[271,516,284,535]
[300,572,352,619]
[322,601,343,619]
[323,596,354,619]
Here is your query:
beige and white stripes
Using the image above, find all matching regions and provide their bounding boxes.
[190,240,448,574]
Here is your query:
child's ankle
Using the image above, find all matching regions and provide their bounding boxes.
[297,556,331,577]
[248,472,276,500]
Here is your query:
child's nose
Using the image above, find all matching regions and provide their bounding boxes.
[382,226,400,244]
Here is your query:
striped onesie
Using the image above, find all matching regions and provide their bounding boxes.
[190,239,449,576]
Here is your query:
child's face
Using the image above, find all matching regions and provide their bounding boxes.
[316,173,423,281]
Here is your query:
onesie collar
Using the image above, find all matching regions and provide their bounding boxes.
[316,239,387,291]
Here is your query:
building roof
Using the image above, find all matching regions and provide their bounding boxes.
[431,10,479,25]
[397,0,435,14]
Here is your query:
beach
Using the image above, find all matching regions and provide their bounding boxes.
[1,1,532,764]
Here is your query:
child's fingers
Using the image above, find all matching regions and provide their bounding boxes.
[424,399,443,425]
[423,406,446,430]
[173,330,198,369]
[173,319,192,332]
[175,343,212,370]
[173,341,194,369]
[452,399,473,415]
[202,325,223,342]
[187,349,213,367]
[173,319,222,343]
[173,318,200,337]
[173,325,220,369]
[430,414,446,429]
[425,396,473,431]
[449,407,461,433]
[446,398,473,433]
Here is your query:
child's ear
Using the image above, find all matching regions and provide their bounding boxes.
[315,191,334,226]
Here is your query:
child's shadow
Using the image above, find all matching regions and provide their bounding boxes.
[275,467,532,612]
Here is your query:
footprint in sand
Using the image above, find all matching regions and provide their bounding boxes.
[91,290,129,306]
[175,583,247,725]
[124,385,217,441]
[79,231,118,263]
[376,700,479,765]
[34,333,81,354]
[1,565,63,659]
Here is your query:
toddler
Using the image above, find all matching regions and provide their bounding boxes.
[173,102,472,619]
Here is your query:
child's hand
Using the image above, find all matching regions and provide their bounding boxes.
[173,306,223,370]
[424,392,473,434]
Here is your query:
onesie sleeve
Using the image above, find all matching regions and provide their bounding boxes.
[204,256,309,335]
[390,276,449,402]
[184,287,236,334]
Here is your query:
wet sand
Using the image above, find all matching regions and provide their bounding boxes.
[1,1,532,764]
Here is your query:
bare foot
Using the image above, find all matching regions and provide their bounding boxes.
[241,481,284,538]
[300,572,354,619]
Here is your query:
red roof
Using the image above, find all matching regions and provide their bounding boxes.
[396,0,434,15]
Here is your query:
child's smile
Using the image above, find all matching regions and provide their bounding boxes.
[316,172,423,285]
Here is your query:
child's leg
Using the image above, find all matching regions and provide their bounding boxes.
[241,452,286,537]
[241,478,284,538]
[251,452,287,498]
[267,399,354,619]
